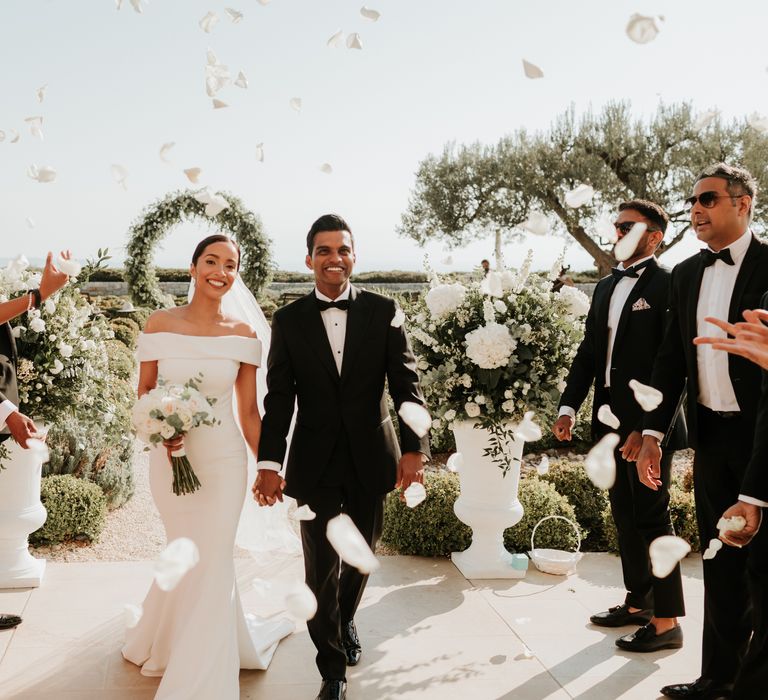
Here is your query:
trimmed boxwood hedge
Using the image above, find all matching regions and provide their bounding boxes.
[31,475,107,544]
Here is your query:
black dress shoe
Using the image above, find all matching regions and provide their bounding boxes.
[660,677,732,699]
[0,614,21,630]
[342,620,362,666]
[589,603,652,627]
[615,622,683,652]
[315,679,347,700]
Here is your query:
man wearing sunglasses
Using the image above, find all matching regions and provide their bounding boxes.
[637,163,768,700]
[553,200,687,653]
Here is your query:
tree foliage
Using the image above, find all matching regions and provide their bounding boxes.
[399,102,768,274]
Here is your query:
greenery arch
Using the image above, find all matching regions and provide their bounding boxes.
[125,189,273,308]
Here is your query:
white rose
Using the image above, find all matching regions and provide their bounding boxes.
[11,326,22,338]
[431,419,442,429]
[444,409,456,421]
[160,397,178,415]
[557,379,567,393]
[29,317,46,333]
[58,342,73,358]
[44,299,56,314]
[460,374,472,388]
[502,399,516,413]
[159,422,176,440]
[465,402,481,418]
[49,334,57,341]
[475,395,487,404]
[50,358,64,374]
[417,359,429,371]
[493,300,507,314]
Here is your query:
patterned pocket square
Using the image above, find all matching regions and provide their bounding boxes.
[632,297,651,311]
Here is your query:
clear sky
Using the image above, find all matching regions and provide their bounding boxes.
[2,0,767,273]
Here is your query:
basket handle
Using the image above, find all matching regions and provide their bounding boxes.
[530,515,582,554]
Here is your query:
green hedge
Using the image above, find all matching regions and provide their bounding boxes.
[31,475,107,544]
[110,317,140,349]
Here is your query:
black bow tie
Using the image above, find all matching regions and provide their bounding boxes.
[700,248,735,268]
[611,259,652,280]
[316,298,350,312]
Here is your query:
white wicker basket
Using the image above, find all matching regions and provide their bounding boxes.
[528,515,583,576]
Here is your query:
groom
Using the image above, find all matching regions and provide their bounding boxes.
[255,214,430,700]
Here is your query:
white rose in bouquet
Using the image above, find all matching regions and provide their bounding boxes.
[58,342,73,358]
[425,283,467,319]
[465,323,517,369]
[29,317,46,333]
[558,285,590,317]
[465,402,481,418]
[50,358,64,374]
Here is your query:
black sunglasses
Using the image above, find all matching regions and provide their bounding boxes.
[613,222,660,235]
[684,191,746,210]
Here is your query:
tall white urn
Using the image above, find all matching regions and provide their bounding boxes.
[0,437,47,588]
[451,420,528,579]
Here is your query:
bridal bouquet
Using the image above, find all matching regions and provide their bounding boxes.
[132,376,219,495]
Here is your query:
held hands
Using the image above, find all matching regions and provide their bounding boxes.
[39,251,73,301]
[396,451,425,501]
[5,411,40,449]
[252,469,286,507]
[719,501,763,548]
[694,310,768,371]
[619,430,643,462]
[636,435,662,491]
[551,415,574,442]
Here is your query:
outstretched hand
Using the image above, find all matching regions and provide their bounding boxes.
[694,310,768,371]
[551,415,573,442]
[39,251,72,300]
[252,469,286,507]
[396,451,425,501]
[5,411,39,449]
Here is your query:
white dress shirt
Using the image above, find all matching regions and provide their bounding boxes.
[559,256,655,424]
[0,399,17,429]
[258,286,351,472]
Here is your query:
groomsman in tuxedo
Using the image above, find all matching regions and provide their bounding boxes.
[636,163,768,700]
[0,251,71,631]
[254,215,430,700]
[552,199,686,652]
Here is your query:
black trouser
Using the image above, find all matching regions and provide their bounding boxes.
[608,442,685,617]
[296,435,384,681]
[693,405,754,686]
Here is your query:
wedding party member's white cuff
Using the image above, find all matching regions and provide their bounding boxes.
[641,429,665,442]
[257,460,282,472]
[739,494,768,508]
[0,400,18,429]
[557,406,576,423]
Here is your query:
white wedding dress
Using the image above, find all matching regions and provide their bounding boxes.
[122,332,294,699]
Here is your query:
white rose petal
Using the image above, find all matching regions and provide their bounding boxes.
[255,142,265,162]
[514,411,542,442]
[319,163,333,174]
[446,452,463,472]
[326,514,379,574]
[56,256,82,278]
[24,116,44,140]
[391,308,405,328]
[25,438,50,463]
[327,29,344,48]
[291,505,316,521]
[404,482,426,509]
[36,84,47,103]
[613,222,648,262]
[225,7,243,23]
[283,580,317,620]
[111,164,128,190]
[27,164,57,183]
[522,211,549,236]
[212,98,228,109]
[597,404,621,430]
[564,183,594,208]
[628,379,663,411]
[626,13,662,44]
[346,33,363,50]
[703,538,723,560]
[199,11,219,33]
[159,142,175,163]
[153,538,200,591]
[717,516,746,537]
[595,211,618,243]
[585,433,620,489]
[398,401,431,438]
[26,217,35,229]
[649,535,690,578]
[194,188,230,217]
[522,59,544,79]
[234,70,248,89]
[184,167,202,184]
[360,6,380,21]
[536,455,550,475]
[289,97,302,113]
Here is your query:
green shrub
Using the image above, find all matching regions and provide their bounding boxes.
[31,475,107,544]
[44,415,100,478]
[91,443,135,509]
[110,317,140,348]
[540,459,610,551]
[106,339,136,380]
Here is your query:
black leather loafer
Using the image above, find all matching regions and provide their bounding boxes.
[660,677,732,699]
[315,679,347,700]
[615,622,683,652]
[589,603,652,627]
[0,614,22,630]
[342,620,362,666]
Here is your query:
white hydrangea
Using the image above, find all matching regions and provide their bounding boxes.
[444,409,456,421]
[480,272,504,298]
[29,317,46,333]
[493,299,507,314]
[465,402,481,418]
[465,323,517,369]
[558,285,590,317]
[425,282,467,319]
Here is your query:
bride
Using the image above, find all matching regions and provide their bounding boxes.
[122,234,294,699]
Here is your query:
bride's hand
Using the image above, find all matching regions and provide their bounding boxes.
[163,435,184,462]
[252,470,285,507]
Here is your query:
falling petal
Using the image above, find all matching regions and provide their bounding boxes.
[26,165,57,183]
[234,70,248,89]
[327,29,343,48]
[391,308,405,328]
[25,438,50,462]
[481,271,504,298]
[564,183,594,208]
[111,164,128,190]
[129,0,143,13]
[597,404,620,430]
[522,60,544,79]
[256,0,270,4]
[360,6,380,21]
[123,604,142,628]
[116,0,123,8]
[25,217,35,229]
[446,452,463,473]
[283,581,317,620]
[55,255,82,277]
[24,116,44,140]
[0,130,4,142]
[514,411,542,442]
[194,188,230,217]
[585,433,620,490]
[212,98,228,109]
[649,535,690,578]
[206,48,218,66]
[225,7,243,23]
[521,645,534,659]
[717,515,746,536]
[153,538,200,591]
[703,538,723,560]
[10,130,20,144]
[184,167,202,184]
[319,163,333,174]
[205,56,231,96]
[326,514,379,574]
[291,505,316,521]
[346,33,363,50]
[36,84,47,103]
[628,379,663,411]
[595,212,617,243]
[522,211,549,236]
[255,142,264,162]
[199,11,219,33]
[398,401,431,438]
[747,112,768,135]
[159,142,175,163]
[694,110,718,130]
[536,455,550,475]
[404,482,426,508]
[626,13,661,44]
[613,222,648,262]
[289,97,302,113]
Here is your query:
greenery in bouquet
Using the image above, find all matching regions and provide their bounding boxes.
[406,252,587,472]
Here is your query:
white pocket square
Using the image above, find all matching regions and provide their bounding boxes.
[632,298,651,311]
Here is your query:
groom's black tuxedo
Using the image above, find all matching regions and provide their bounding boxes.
[559,259,685,618]
[0,323,19,443]
[259,284,429,680]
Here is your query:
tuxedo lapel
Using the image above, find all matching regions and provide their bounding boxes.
[298,294,340,382]
[594,279,615,368]
[340,286,373,385]
[728,235,762,323]
[614,261,659,345]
